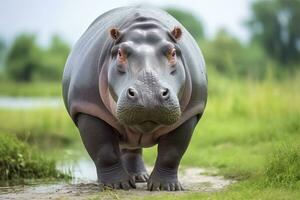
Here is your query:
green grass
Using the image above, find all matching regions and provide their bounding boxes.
[264,144,300,188]
[140,183,300,200]
[0,108,79,149]
[0,133,68,184]
[0,81,61,97]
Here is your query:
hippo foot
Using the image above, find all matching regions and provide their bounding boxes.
[121,149,148,183]
[99,178,136,191]
[147,169,183,191]
[97,163,136,191]
[130,172,149,183]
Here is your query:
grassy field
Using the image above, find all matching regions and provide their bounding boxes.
[0,69,299,198]
[0,108,78,149]
[0,81,61,97]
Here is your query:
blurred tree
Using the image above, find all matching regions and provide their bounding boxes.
[38,35,70,81]
[0,38,6,80]
[247,0,300,65]
[205,29,241,74]
[5,34,70,82]
[165,8,204,40]
[5,34,42,82]
[204,29,267,77]
[0,38,5,67]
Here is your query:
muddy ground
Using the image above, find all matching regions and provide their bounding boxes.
[0,167,233,200]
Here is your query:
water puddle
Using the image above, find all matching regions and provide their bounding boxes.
[58,158,98,184]
[0,96,62,109]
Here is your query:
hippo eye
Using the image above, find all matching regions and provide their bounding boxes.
[116,48,127,73]
[171,49,176,57]
[118,49,122,57]
[168,48,176,59]
[117,48,127,64]
[167,48,177,65]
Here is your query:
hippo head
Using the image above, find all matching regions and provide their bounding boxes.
[107,22,186,134]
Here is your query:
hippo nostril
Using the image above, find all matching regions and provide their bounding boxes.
[162,89,168,96]
[127,87,138,99]
[160,88,170,100]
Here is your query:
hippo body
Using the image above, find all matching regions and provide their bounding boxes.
[62,6,207,191]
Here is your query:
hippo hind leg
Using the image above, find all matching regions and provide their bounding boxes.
[121,148,149,182]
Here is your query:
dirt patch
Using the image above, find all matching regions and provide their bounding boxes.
[0,167,233,200]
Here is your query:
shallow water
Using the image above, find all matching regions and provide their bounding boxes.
[58,158,98,184]
[0,96,62,109]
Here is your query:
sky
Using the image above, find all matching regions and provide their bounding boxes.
[0,0,254,46]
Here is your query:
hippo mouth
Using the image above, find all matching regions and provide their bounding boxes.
[134,120,160,133]
[116,106,181,125]
[116,104,181,134]
[139,120,158,126]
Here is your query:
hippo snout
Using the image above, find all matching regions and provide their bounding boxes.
[116,83,181,133]
[126,86,170,103]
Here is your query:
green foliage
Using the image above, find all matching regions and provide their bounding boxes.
[5,34,42,82]
[37,35,70,81]
[0,39,5,54]
[165,8,204,40]
[0,38,6,68]
[247,0,300,65]
[4,34,70,82]
[0,133,67,181]
[203,29,268,78]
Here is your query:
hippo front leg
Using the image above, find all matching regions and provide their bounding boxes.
[147,116,198,191]
[77,114,136,190]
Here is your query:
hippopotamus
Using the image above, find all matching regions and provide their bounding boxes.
[62,6,207,191]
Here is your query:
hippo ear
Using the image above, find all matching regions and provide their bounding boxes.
[109,28,120,40]
[171,26,182,41]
